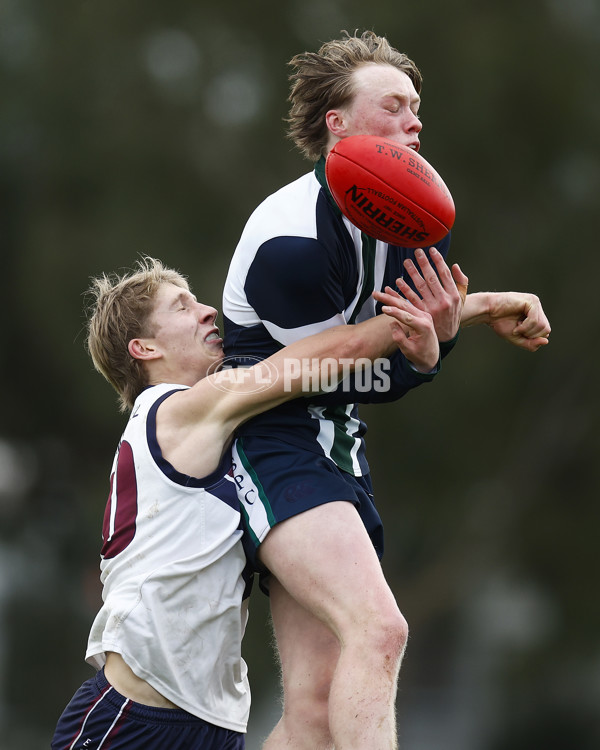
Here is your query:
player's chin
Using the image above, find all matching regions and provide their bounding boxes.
[203,349,225,378]
[205,344,224,365]
[205,336,224,351]
[212,346,225,361]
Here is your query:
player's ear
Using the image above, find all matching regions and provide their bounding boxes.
[128,338,161,361]
[325,108,348,138]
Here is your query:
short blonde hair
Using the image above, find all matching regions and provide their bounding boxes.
[286,30,422,162]
[85,257,189,412]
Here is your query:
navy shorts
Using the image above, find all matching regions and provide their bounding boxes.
[52,668,245,750]
[231,436,384,572]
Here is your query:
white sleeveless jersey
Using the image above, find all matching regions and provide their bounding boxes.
[85,383,250,732]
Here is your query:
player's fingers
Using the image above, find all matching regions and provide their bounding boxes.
[395,277,425,308]
[381,305,415,327]
[372,287,403,306]
[532,336,550,349]
[451,263,469,304]
[530,312,551,338]
[416,248,445,286]
[450,261,469,287]
[412,248,452,300]
[517,335,550,352]
[373,289,412,310]
[429,250,467,310]
[382,304,432,333]
[383,285,402,299]
[403,257,436,302]
[514,302,551,338]
[428,247,457,291]
[516,324,551,342]
[375,289,430,319]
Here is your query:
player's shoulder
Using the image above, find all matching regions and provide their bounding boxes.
[261,169,319,206]
[241,170,321,242]
[131,383,188,413]
[123,383,188,433]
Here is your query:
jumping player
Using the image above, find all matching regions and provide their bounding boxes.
[222,31,551,749]
[51,256,444,749]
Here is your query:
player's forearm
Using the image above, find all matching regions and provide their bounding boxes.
[460,292,493,328]
[277,314,395,369]
[338,314,398,359]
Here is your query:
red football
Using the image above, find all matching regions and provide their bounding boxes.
[325,135,455,247]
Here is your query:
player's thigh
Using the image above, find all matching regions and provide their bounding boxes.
[258,500,402,640]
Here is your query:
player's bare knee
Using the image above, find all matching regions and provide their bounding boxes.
[366,605,409,666]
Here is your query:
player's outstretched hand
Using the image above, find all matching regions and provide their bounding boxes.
[398,247,469,343]
[373,288,440,373]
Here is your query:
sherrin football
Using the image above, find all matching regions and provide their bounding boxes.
[325,134,455,247]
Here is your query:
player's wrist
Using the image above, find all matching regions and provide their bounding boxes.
[461,292,493,328]
[408,356,440,376]
[408,346,440,374]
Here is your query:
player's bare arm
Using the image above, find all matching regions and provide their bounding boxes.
[461,291,551,351]
[183,310,400,419]
[155,302,407,477]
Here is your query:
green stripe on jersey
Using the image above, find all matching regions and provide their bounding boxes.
[328,405,361,474]
[311,403,362,476]
[348,233,377,324]
[235,439,276,526]
[238,503,260,549]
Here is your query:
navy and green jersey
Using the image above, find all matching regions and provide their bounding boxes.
[222,158,454,477]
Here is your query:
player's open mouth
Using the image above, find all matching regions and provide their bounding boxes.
[205,331,221,343]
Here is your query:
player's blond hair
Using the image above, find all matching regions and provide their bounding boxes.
[85,257,189,413]
[286,30,422,162]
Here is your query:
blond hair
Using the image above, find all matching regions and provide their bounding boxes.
[85,257,189,412]
[286,30,422,162]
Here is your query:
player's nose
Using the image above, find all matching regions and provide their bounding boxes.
[407,110,422,134]
[196,303,218,323]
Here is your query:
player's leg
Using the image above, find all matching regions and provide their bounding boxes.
[258,500,408,750]
[262,578,339,749]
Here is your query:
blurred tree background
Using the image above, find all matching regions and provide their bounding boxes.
[0,0,598,747]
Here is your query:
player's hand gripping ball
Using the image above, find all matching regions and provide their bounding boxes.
[325,135,455,247]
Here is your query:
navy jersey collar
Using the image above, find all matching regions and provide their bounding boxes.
[314,156,343,218]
